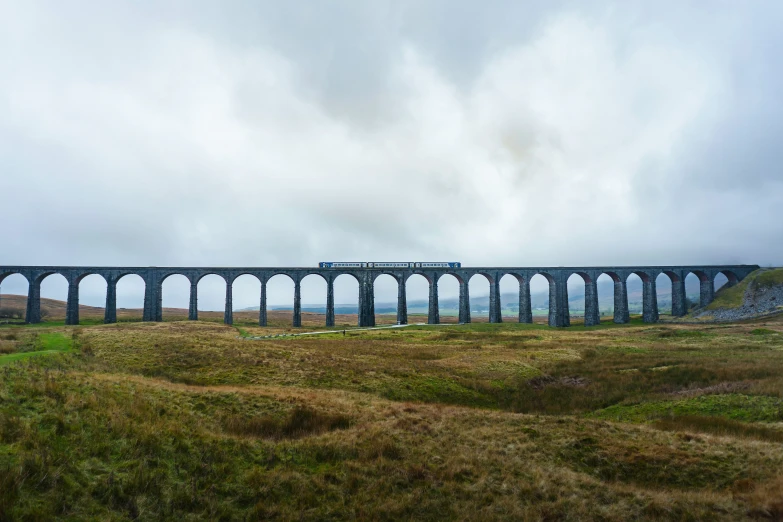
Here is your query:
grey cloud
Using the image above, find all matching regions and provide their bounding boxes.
[1,0,782,308]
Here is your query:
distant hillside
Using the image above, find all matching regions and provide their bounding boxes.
[0,294,104,321]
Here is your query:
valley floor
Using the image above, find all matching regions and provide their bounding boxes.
[1,315,783,520]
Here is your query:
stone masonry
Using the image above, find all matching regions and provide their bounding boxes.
[0,265,759,328]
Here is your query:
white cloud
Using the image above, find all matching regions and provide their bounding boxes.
[1,1,781,309]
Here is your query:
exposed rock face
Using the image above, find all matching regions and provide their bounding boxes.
[692,270,783,322]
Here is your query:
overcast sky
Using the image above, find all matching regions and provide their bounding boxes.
[1,0,782,310]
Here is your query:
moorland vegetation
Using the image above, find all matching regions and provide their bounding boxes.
[1,307,783,520]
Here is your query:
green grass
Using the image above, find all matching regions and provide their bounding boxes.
[707,281,748,310]
[757,268,783,288]
[0,332,73,366]
[589,394,783,423]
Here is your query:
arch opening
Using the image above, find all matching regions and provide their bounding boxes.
[0,273,29,322]
[625,273,644,318]
[499,274,521,322]
[39,273,68,323]
[77,274,107,325]
[333,273,360,326]
[529,273,552,324]
[116,274,145,322]
[231,274,261,326]
[160,274,190,321]
[628,271,658,323]
[469,274,492,322]
[656,273,676,316]
[374,274,400,325]
[595,273,614,321]
[719,270,739,287]
[195,274,227,323]
[714,272,729,292]
[405,274,430,323]
[299,274,327,327]
[567,273,589,325]
[266,274,295,328]
[437,273,460,324]
[685,272,706,309]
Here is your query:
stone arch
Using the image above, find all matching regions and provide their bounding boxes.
[529,272,554,325]
[34,271,64,286]
[714,270,738,293]
[38,272,68,322]
[195,272,228,285]
[0,272,29,321]
[503,272,531,324]
[75,272,108,285]
[566,272,590,326]
[655,271,682,317]
[265,273,295,327]
[537,271,569,327]
[405,273,433,324]
[572,271,592,284]
[406,271,434,285]
[628,270,651,283]
[160,273,190,321]
[0,270,26,285]
[718,270,740,286]
[333,273,361,327]
[468,273,492,322]
[159,272,192,286]
[686,270,712,308]
[443,271,466,285]
[298,273,326,326]
[115,273,145,322]
[230,274,262,326]
[300,271,329,283]
[196,274,228,317]
[687,270,709,283]
[372,272,402,285]
[627,270,658,323]
[373,273,400,325]
[495,273,520,323]
[662,270,680,283]
[596,271,627,324]
[76,273,108,324]
[436,273,461,324]
[594,273,614,321]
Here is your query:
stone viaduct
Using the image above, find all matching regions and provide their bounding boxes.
[0,265,759,328]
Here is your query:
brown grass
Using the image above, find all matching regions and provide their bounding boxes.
[1,313,782,519]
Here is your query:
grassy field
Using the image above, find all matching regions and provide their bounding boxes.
[1,314,783,520]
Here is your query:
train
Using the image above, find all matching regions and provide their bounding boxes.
[318,262,462,269]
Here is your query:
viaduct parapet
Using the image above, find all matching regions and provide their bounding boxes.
[0,265,759,328]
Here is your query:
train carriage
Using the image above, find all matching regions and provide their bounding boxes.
[319,262,461,269]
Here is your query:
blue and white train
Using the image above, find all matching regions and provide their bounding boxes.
[318,262,461,269]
